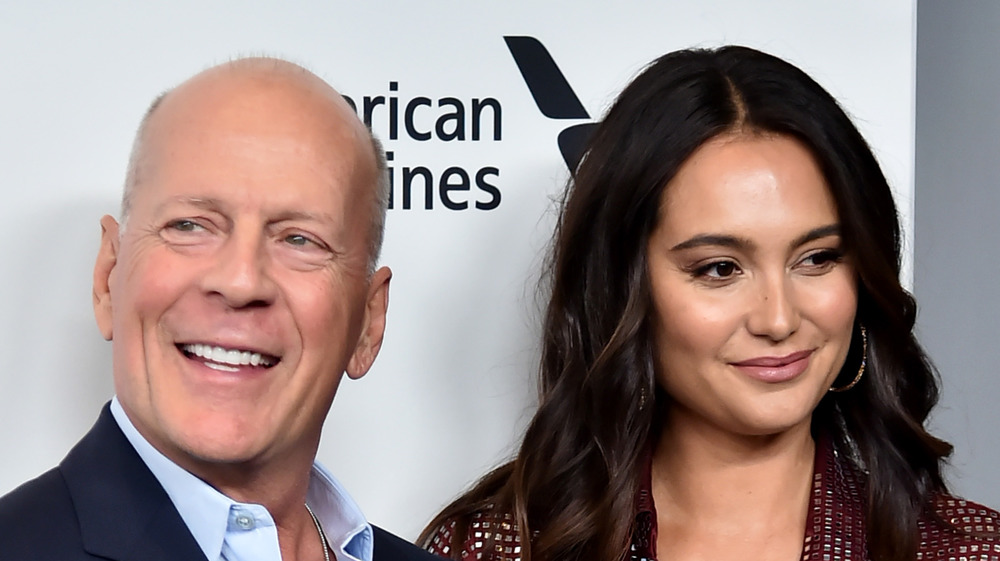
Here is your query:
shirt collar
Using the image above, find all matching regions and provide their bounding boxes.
[110,397,374,561]
[307,462,373,560]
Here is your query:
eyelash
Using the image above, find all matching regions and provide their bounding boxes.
[799,249,844,271]
[688,249,845,282]
[166,219,205,232]
[281,231,335,255]
[692,260,741,280]
[284,233,317,248]
[163,217,327,247]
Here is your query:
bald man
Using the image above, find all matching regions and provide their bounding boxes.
[0,59,439,561]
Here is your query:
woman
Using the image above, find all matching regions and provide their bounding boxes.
[420,46,1000,561]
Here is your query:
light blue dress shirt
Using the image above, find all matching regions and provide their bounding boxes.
[110,398,374,561]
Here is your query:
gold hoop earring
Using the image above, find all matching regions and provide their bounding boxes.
[830,325,867,393]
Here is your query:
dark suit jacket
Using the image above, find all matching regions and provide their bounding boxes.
[0,403,441,561]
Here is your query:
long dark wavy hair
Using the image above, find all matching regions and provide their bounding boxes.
[421,45,952,561]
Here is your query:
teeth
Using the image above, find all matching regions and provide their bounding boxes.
[182,343,275,367]
[205,362,239,373]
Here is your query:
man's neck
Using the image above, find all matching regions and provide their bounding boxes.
[166,440,326,561]
[277,503,332,561]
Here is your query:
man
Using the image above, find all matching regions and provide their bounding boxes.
[0,58,439,561]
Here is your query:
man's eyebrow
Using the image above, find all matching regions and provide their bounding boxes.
[155,197,221,214]
[154,198,338,224]
[269,209,339,225]
[669,224,841,252]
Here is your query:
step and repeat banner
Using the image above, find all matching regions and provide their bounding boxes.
[0,1,915,539]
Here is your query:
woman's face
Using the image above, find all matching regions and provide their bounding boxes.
[646,133,857,438]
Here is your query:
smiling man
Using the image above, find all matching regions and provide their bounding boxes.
[0,58,438,561]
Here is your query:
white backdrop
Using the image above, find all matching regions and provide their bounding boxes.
[0,1,915,540]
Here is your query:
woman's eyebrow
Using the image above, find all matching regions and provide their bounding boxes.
[670,234,752,252]
[790,224,841,248]
[669,224,841,253]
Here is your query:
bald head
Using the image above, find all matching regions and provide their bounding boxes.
[123,58,389,271]
[93,58,396,489]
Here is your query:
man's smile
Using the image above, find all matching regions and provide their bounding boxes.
[179,343,279,372]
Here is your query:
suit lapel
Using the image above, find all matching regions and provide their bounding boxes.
[373,525,444,560]
[60,403,208,561]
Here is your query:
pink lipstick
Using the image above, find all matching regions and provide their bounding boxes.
[731,350,814,383]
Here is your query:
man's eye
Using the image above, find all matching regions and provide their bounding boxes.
[285,234,312,247]
[167,219,203,232]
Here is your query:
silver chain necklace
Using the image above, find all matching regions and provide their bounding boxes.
[304,503,331,561]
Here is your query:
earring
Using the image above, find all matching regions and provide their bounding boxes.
[830,325,867,393]
[639,386,648,410]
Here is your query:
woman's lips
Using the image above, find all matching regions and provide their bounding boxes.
[731,350,814,383]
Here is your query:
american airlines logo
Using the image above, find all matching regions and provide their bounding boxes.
[343,36,595,211]
[503,36,598,172]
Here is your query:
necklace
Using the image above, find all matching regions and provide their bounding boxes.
[305,503,331,561]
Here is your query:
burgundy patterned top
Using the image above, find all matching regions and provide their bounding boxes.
[426,437,1000,561]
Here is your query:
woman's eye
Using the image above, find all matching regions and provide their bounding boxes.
[801,249,843,269]
[695,260,741,280]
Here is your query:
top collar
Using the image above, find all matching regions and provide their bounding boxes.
[631,431,868,561]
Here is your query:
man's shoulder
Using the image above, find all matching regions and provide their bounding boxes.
[373,525,445,560]
[0,465,75,529]
[0,466,91,559]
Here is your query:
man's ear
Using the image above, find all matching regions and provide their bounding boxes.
[346,266,392,380]
[93,215,121,341]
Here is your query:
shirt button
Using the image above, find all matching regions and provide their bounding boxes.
[236,514,255,530]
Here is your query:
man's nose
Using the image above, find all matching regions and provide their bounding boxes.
[200,227,277,308]
[746,273,800,342]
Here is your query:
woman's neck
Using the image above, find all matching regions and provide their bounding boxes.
[650,409,815,561]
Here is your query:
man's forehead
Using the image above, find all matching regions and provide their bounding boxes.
[137,59,366,155]
[168,58,342,108]
[132,62,374,186]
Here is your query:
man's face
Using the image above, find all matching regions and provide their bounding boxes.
[93,72,390,476]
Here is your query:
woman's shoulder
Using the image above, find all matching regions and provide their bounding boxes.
[918,493,1000,559]
[425,508,523,561]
